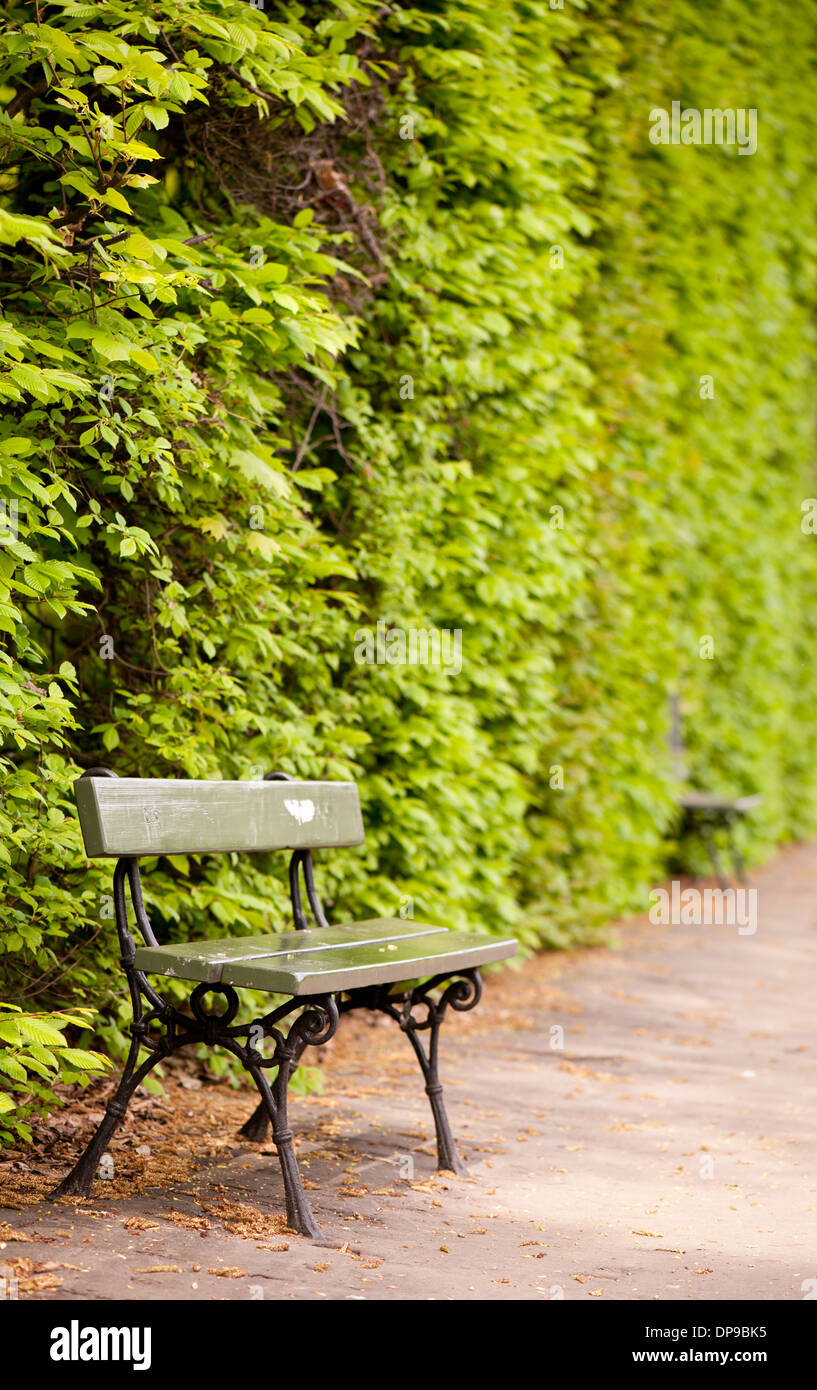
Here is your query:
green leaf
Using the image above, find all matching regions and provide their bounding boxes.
[102,187,133,214]
[143,104,169,130]
[121,232,156,261]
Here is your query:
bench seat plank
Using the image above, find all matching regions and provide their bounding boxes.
[221,929,517,995]
[134,923,517,995]
[133,919,444,985]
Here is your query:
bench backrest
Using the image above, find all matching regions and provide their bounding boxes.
[74,777,365,858]
[667,693,689,783]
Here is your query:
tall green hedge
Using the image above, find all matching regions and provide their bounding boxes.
[1,0,816,1132]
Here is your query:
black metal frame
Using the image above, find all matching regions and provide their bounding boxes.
[680,805,748,889]
[239,971,481,1179]
[51,769,481,1238]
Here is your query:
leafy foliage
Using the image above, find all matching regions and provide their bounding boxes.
[1,0,816,1129]
[0,1002,111,1143]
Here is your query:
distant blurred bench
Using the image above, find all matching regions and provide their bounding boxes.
[51,769,516,1240]
[669,696,761,886]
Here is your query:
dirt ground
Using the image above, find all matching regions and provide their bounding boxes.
[1,844,815,1302]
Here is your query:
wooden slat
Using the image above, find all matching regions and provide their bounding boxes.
[680,792,762,812]
[221,929,517,995]
[74,777,364,857]
[133,920,442,985]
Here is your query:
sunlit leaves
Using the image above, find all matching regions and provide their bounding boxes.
[0,0,816,1144]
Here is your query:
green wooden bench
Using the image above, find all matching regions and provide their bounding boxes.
[51,769,517,1239]
[669,696,761,886]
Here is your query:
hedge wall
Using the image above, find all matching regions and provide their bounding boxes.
[1,0,816,1132]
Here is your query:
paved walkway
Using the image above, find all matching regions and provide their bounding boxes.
[2,844,815,1300]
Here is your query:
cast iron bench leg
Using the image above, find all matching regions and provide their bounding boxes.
[700,818,728,890]
[233,995,339,1240]
[726,819,747,884]
[415,1043,467,1177]
[50,1037,162,1198]
[243,1058,321,1240]
[376,969,483,1178]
